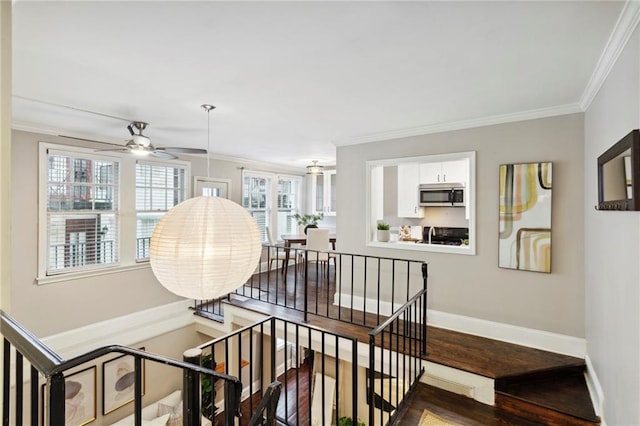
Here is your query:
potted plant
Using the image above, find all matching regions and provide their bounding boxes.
[293,212,325,234]
[377,222,391,242]
[338,417,365,426]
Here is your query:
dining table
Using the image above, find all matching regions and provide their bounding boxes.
[280,233,337,275]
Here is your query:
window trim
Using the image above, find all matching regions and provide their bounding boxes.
[365,151,476,255]
[276,173,303,237]
[37,143,191,283]
[241,169,303,241]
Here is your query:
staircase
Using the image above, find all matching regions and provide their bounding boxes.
[394,326,600,425]
[495,366,599,425]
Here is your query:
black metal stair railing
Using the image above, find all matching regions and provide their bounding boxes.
[368,264,428,425]
[194,245,428,329]
[1,310,243,426]
[195,316,360,426]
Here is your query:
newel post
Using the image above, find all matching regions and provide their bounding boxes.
[183,348,203,426]
[48,373,66,426]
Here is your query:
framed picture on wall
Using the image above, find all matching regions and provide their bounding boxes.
[41,366,97,425]
[498,162,552,273]
[102,352,145,415]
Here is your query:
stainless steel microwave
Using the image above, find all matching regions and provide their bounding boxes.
[418,183,465,207]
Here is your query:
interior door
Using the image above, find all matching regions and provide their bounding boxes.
[193,176,231,199]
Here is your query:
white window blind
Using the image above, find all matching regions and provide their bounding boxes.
[242,172,271,242]
[45,150,119,275]
[135,161,187,260]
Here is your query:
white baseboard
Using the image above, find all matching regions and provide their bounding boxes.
[334,292,585,357]
[427,309,586,358]
[421,360,495,405]
[42,300,195,358]
[333,293,402,317]
[584,354,605,420]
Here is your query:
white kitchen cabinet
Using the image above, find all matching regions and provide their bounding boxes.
[312,170,336,216]
[419,160,467,184]
[397,163,424,218]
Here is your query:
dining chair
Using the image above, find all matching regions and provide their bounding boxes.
[302,228,335,277]
[265,225,288,273]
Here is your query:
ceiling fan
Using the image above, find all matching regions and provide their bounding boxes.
[97,121,207,160]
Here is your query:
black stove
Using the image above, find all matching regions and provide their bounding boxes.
[422,227,468,246]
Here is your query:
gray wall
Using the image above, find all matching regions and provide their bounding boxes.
[584,26,640,425]
[337,113,585,337]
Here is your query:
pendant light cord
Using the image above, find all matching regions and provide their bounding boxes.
[201,104,216,179]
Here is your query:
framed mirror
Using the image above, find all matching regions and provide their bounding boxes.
[597,129,640,210]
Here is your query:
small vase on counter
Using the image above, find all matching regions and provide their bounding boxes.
[377,229,391,242]
[376,222,391,242]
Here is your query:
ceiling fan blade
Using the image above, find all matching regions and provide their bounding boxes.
[151,150,178,160]
[156,147,207,154]
[94,148,130,153]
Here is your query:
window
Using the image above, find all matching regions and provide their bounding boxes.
[277,176,301,235]
[135,161,187,260]
[44,148,120,275]
[243,172,271,241]
[39,143,190,281]
[242,170,302,241]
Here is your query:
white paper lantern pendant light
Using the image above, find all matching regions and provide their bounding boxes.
[149,104,262,300]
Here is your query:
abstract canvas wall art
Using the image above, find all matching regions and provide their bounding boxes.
[102,353,145,414]
[42,366,97,425]
[499,162,552,273]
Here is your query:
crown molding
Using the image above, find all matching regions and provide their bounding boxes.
[333,103,582,147]
[12,120,124,145]
[579,0,640,111]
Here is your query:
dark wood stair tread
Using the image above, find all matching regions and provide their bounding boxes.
[426,326,585,379]
[496,372,599,424]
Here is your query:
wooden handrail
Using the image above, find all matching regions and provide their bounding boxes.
[368,288,427,337]
[2,309,244,426]
[1,310,63,375]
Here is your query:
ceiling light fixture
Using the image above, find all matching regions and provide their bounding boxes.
[306,160,324,175]
[149,104,262,300]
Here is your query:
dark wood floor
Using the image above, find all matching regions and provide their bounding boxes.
[215,360,313,426]
[202,266,597,425]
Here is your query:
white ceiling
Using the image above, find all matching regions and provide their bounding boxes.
[12,1,624,168]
